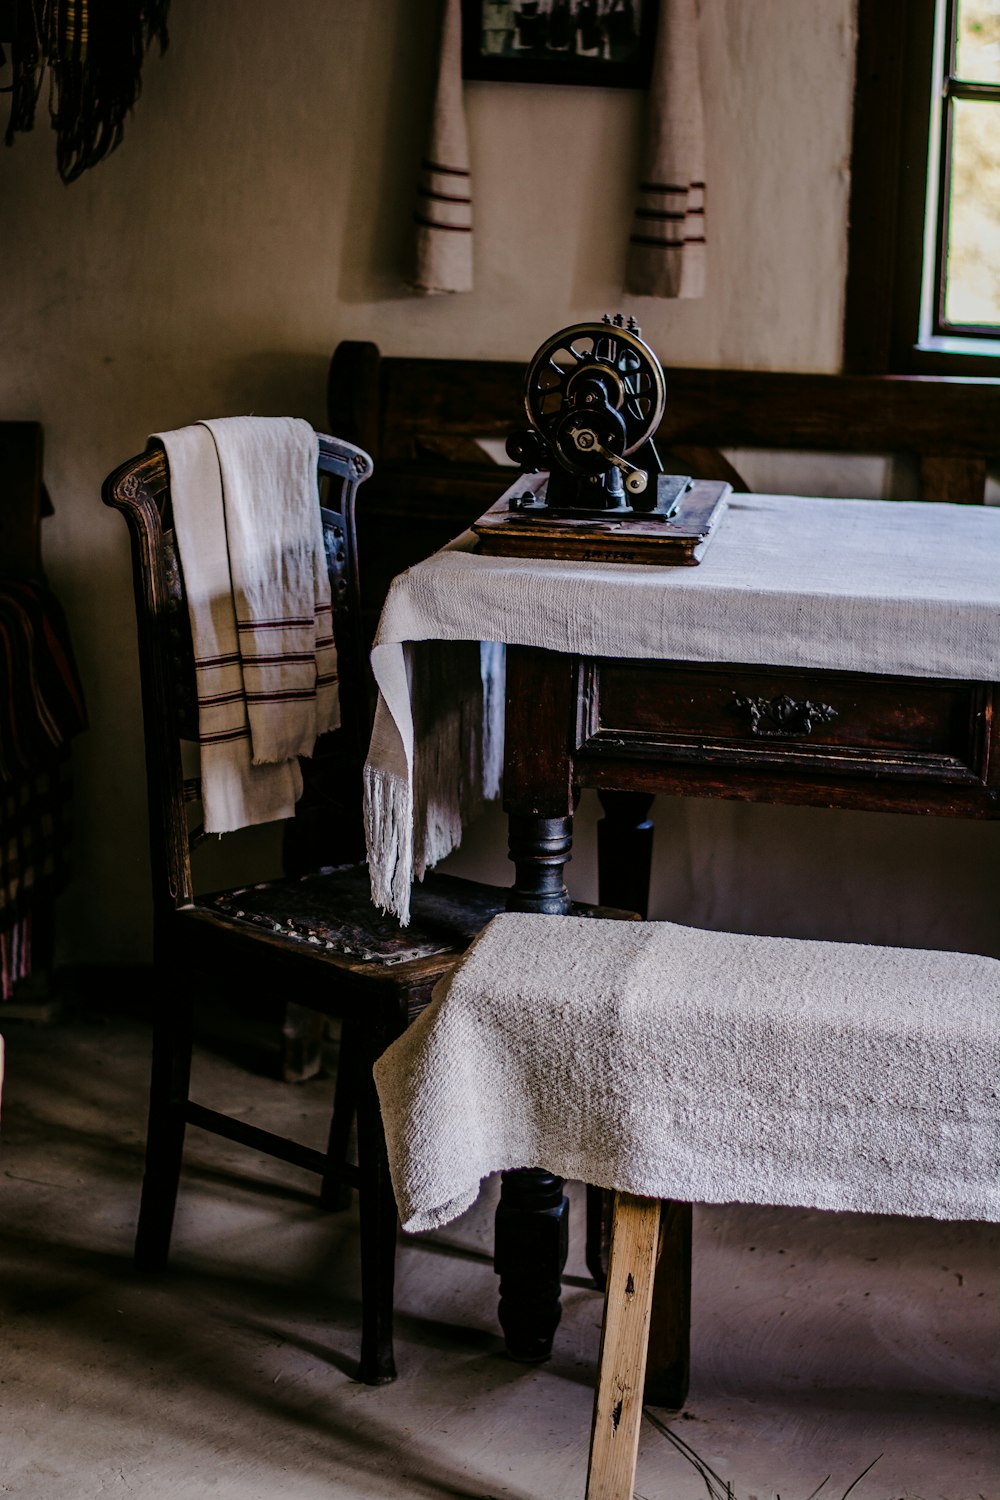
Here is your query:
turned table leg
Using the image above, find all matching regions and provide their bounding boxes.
[495,1167,569,1361]
[495,810,574,1359]
[497,646,578,1361]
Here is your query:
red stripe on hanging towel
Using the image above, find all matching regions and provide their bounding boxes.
[244,689,320,705]
[418,187,473,206]
[241,651,320,666]
[628,234,706,248]
[639,180,704,194]
[199,726,252,745]
[196,690,248,708]
[236,617,315,631]
[422,159,470,178]
[414,212,473,234]
[196,653,243,670]
[634,208,704,223]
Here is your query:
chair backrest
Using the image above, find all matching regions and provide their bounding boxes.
[102,434,373,915]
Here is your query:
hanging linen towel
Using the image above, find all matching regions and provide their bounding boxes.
[375,912,1000,1233]
[625,0,706,298]
[413,0,704,297]
[156,417,335,834]
[413,0,474,294]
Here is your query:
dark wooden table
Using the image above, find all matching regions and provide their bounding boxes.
[496,643,1000,1404]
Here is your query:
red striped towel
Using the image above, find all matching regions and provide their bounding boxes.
[625,0,706,299]
[415,0,704,300]
[155,418,335,834]
[413,0,473,294]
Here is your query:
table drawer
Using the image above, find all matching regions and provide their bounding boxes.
[580,660,994,786]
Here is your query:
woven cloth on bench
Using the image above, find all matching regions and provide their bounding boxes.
[373,913,1000,1233]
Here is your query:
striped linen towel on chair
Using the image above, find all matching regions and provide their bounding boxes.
[155,417,336,834]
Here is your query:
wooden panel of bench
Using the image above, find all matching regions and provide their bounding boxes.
[327,343,1000,634]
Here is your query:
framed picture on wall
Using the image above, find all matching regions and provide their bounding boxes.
[461,0,658,89]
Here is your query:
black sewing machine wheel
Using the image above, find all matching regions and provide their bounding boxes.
[523,321,666,459]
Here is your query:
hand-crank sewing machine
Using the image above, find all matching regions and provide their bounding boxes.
[473,315,731,564]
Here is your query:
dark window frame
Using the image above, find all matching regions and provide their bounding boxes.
[844,0,1000,374]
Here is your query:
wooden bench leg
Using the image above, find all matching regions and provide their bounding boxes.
[644,1199,692,1408]
[586,1193,663,1500]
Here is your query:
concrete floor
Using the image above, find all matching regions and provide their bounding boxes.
[0,1004,997,1500]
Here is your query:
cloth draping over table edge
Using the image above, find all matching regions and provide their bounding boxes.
[365,635,504,924]
[364,493,1000,922]
[374,912,1000,1233]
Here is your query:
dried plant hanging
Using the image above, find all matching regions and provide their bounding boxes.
[1,0,169,182]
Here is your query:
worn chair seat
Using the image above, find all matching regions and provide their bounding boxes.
[206,865,510,964]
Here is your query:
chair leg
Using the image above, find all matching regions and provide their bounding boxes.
[585,1182,614,1291]
[279,1001,325,1084]
[354,1023,398,1385]
[586,1193,662,1500]
[320,1027,357,1212]
[135,980,194,1272]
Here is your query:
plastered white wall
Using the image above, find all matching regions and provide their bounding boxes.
[1,0,997,964]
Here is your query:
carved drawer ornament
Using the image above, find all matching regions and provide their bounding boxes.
[731,692,839,739]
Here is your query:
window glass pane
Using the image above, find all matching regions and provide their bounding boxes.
[955,0,1000,84]
[944,98,1000,326]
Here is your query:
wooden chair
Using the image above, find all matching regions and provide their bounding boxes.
[102,433,521,1385]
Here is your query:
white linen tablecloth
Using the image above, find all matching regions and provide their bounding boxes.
[365,493,1000,921]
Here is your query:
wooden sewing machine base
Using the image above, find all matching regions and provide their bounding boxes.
[473,473,731,566]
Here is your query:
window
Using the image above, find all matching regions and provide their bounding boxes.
[845,0,1000,373]
[931,1,1000,336]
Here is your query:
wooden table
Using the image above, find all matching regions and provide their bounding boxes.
[496,643,1000,1404]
